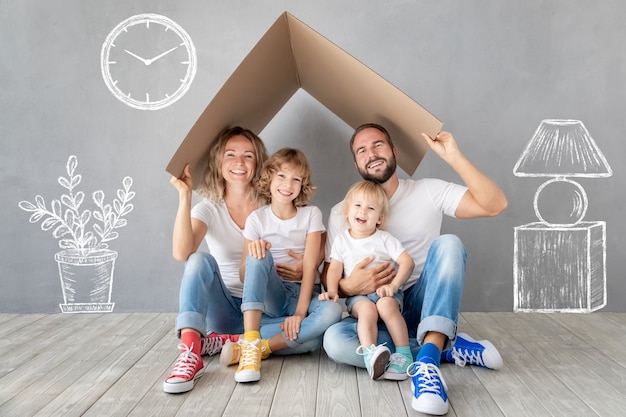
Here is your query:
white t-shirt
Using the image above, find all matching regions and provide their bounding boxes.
[326,178,467,288]
[191,200,246,298]
[330,229,406,281]
[244,205,326,282]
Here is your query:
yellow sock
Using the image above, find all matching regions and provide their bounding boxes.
[261,339,272,358]
[244,330,260,342]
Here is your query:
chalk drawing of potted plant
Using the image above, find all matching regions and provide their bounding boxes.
[18,155,135,313]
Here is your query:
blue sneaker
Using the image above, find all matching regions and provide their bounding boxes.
[408,361,449,415]
[441,332,503,370]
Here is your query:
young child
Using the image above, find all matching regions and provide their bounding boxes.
[320,180,415,380]
[224,147,341,383]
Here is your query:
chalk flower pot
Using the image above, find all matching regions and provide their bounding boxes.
[55,248,118,313]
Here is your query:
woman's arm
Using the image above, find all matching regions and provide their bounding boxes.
[239,238,252,282]
[170,164,207,261]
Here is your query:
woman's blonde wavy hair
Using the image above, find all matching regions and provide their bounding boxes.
[196,126,268,203]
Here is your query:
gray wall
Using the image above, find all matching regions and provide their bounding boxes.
[2,0,624,313]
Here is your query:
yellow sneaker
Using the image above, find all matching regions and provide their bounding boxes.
[220,339,270,366]
[234,339,262,382]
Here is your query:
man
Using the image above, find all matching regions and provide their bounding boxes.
[322,123,508,415]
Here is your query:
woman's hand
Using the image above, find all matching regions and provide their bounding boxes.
[170,164,193,195]
[280,315,304,341]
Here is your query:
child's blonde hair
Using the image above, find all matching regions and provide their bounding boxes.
[256,147,316,207]
[342,180,389,229]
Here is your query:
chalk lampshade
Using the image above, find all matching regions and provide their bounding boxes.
[513,119,612,226]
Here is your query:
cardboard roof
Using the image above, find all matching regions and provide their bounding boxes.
[166,11,443,183]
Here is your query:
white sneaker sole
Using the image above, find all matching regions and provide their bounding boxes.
[163,368,204,394]
[235,369,260,383]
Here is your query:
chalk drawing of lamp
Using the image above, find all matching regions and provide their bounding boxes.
[513,119,612,312]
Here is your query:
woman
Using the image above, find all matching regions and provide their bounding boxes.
[163,126,267,394]
[163,127,338,394]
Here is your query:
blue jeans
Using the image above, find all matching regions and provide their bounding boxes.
[175,252,244,338]
[242,252,343,355]
[323,234,466,368]
[345,290,404,314]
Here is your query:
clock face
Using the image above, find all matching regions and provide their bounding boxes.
[101,14,197,110]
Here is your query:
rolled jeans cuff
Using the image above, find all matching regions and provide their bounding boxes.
[241,301,265,312]
[416,314,457,351]
[176,310,208,339]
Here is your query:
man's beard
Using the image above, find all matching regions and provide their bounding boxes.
[358,157,397,184]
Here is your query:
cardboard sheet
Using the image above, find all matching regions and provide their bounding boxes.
[166,12,442,183]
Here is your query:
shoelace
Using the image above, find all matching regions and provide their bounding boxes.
[451,347,484,368]
[239,339,261,367]
[387,353,408,370]
[201,334,227,356]
[355,342,388,356]
[407,362,445,395]
[170,343,200,378]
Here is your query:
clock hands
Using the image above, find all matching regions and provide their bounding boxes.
[146,46,179,64]
[124,49,150,65]
[124,45,180,65]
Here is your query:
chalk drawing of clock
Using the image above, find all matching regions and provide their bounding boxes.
[101,14,197,111]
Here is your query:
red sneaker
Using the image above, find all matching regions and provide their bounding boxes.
[201,332,239,356]
[163,343,204,394]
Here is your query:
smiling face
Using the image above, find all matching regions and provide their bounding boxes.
[345,190,384,238]
[269,163,303,205]
[351,127,397,184]
[221,135,257,187]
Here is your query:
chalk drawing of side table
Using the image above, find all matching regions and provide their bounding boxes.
[512,119,611,313]
[514,221,606,312]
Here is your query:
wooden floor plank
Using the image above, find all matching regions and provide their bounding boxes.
[1,312,624,417]
[356,365,406,417]
[462,312,591,417]
[29,314,171,417]
[0,313,129,413]
[222,355,283,417]
[549,312,626,366]
[270,350,320,417]
[316,348,362,417]
[492,313,623,416]
[80,313,175,417]
[0,313,46,338]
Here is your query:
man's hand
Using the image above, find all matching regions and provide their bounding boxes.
[275,250,303,281]
[421,131,460,161]
[280,315,304,341]
[341,256,395,296]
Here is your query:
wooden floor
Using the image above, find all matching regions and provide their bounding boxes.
[0,312,624,417]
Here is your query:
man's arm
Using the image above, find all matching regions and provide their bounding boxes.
[321,257,395,297]
[421,132,508,218]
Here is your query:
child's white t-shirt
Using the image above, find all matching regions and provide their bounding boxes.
[326,178,467,288]
[244,205,326,282]
[330,229,406,280]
